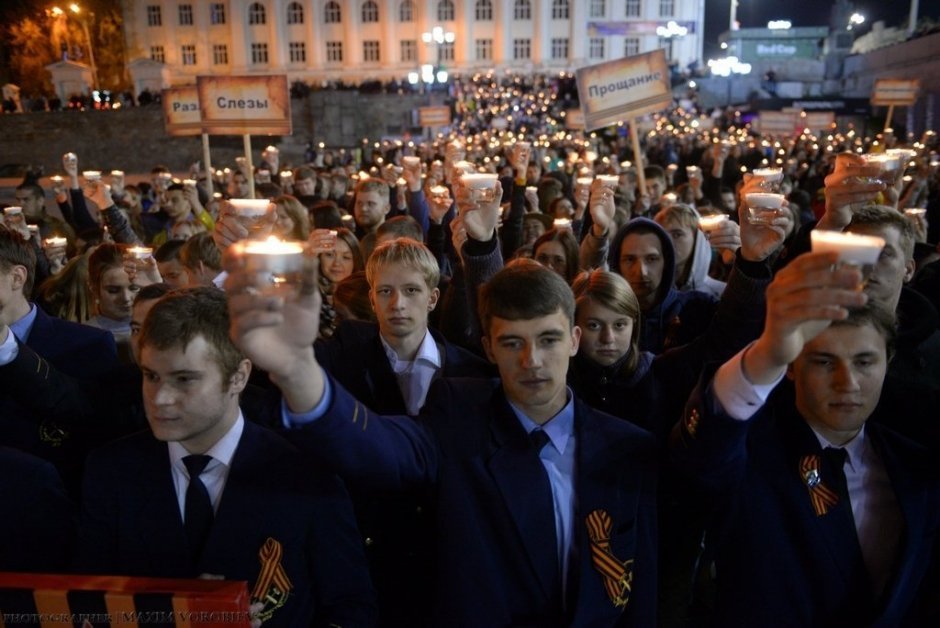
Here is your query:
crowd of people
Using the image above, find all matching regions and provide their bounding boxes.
[1,90,939,627]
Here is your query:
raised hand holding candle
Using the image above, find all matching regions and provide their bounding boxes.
[745,192,786,225]
[811,229,885,285]
[460,173,499,203]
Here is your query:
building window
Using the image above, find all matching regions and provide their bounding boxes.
[590,0,605,18]
[251,42,269,64]
[324,1,341,23]
[400,0,414,22]
[150,45,165,62]
[658,37,672,60]
[401,39,417,62]
[514,0,531,20]
[625,0,640,18]
[289,41,306,63]
[362,1,379,23]
[438,0,454,21]
[287,2,303,24]
[146,5,162,27]
[179,4,193,25]
[551,0,569,20]
[326,41,343,62]
[475,0,492,21]
[659,0,675,18]
[513,38,531,60]
[438,41,455,62]
[248,3,266,25]
[475,38,492,60]
[213,44,229,64]
[590,37,605,59]
[624,37,639,56]
[181,44,197,66]
[551,38,568,59]
[363,40,380,62]
[210,3,226,24]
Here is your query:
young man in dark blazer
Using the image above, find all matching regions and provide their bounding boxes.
[671,251,940,625]
[227,258,659,627]
[76,288,375,628]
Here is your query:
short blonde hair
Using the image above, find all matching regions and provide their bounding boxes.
[654,203,700,231]
[366,238,440,291]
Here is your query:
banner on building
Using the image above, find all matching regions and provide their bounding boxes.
[162,86,202,136]
[564,109,585,130]
[755,111,800,135]
[575,49,672,131]
[871,79,920,106]
[418,106,452,127]
[196,75,291,135]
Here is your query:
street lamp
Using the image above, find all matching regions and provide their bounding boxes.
[52,3,98,91]
[408,26,454,89]
[656,20,688,63]
[847,12,865,31]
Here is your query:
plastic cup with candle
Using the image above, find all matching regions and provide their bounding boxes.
[554,218,572,231]
[596,175,619,189]
[43,236,68,250]
[341,214,355,227]
[127,246,154,260]
[234,236,305,296]
[27,224,39,238]
[752,167,784,191]
[698,213,729,236]
[229,199,274,236]
[460,173,499,203]
[661,192,678,208]
[861,154,902,183]
[63,152,77,170]
[811,229,885,285]
[745,192,787,225]
[83,170,102,185]
[402,156,421,169]
[686,165,701,180]
[3,206,24,225]
[905,208,927,219]
[429,185,450,204]
[256,169,272,184]
[279,171,294,184]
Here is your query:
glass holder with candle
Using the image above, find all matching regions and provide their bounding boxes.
[745,193,786,226]
[811,230,885,288]
[229,200,275,239]
[234,238,306,297]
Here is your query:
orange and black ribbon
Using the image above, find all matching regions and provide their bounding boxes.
[585,509,634,608]
[251,537,293,622]
[800,454,839,516]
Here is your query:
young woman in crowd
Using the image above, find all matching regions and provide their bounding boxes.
[316,227,363,339]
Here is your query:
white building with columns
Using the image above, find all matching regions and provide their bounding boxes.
[121,0,704,86]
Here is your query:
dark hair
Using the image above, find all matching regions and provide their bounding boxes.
[533,228,580,283]
[332,270,376,324]
[644,165,665,181]
[377,215,424,242]
[0,226,36,297]
[87,243,127,291]
[180,232,222,272]
[832,302,898,362]
[478,258,576,334]
[310,201,344,229]
[154,239,186,263]
[135,282,172,304]
[15,183,43,200]
[138,287,245,386]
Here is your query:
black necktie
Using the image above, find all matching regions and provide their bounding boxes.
[530,428,551,453]
[530,429,562,603]
[183,454,214,560]
[823,447,855,526]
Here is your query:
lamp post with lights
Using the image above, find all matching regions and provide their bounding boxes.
[51,3,98,91]
[408,26,454,91]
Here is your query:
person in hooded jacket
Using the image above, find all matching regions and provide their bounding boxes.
[654,203,726,299]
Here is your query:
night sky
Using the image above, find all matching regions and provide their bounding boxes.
[703,0,940,59]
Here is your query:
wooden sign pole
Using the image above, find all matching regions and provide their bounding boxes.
[202,133,214,199]
[243,134,255,199]
[629,116,646,202]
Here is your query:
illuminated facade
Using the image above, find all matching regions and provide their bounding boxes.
[121,0,705,86]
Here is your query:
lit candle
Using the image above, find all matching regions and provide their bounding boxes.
[811,229,885,266]
[752,167,784,183]
[402,156,421,168]
[904,208,927,218]
[553,218,572,230]
[264,145,278,154]
[50,175,64,184]
[44,236,67,248]
[699,214,729,233]
[575,177,594,187]
[3,206,23,217]
[82,170,102,181]
[229,199,273,218]
[237,237,304,274]
[341,214,355,225]
[111,170,124,178]
[863,154,901,172]
[596,175,619,188]
[127,246,153,260]
[525,186,538,194]
[459,173,498,189]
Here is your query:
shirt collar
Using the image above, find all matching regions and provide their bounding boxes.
[10,303,38,344]
[509,388,576,456]
[168,411,245,472]
[380,329,441,372]
[812,424,867,472]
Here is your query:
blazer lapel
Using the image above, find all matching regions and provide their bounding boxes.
[137,441,191,575]
[485,392,560,601]
[777,410,869,593]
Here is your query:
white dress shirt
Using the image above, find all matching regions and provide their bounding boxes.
[380,330,442,416]
[168,412,244,521]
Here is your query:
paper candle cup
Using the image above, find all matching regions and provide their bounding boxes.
[82,170,102,182]
[811,230,885,266]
